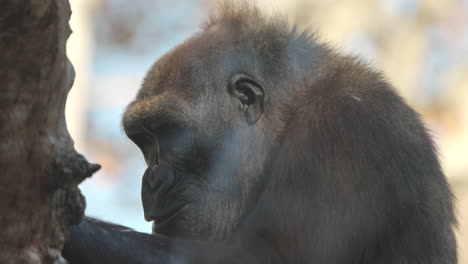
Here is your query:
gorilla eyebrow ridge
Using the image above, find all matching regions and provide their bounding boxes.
[122,94,195,138]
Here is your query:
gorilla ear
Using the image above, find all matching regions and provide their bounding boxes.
[229,74,265,124]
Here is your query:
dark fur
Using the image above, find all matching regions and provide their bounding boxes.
[63,2,457,263]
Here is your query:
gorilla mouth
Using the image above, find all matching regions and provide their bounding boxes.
[143,164,188,233]
[138,125,196,235]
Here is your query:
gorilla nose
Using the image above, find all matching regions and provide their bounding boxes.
[155,164,176,189]
[143,164,175,190]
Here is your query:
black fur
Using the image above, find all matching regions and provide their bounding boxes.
[63,2,457,263]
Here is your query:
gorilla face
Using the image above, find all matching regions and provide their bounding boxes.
[122,28,281,240]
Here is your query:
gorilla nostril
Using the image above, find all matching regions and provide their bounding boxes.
[143,164,176,194]
[157,163,176,188]
[143,165,159,190]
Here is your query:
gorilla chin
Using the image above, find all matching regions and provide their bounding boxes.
[150,200,189,236]
[151,211,185,236]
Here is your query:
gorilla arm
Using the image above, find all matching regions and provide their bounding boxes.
[62,217,265,264]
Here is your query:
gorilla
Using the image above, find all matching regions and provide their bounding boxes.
[63,3,457,264]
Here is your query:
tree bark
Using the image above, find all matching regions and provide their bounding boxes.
[0,1,99,263]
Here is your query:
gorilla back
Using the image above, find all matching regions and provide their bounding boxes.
[63,2,457,264]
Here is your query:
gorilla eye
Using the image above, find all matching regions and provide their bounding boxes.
[128,133,148,150]
[128,133,158,165]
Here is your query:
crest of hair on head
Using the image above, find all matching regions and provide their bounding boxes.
[202,1,320,58]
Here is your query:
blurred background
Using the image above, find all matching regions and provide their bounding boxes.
[65,0,468,262]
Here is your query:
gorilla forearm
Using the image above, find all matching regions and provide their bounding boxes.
[62,218,262,264]
[62,218,166,264]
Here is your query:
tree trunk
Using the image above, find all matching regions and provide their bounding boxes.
[0,1,99,263]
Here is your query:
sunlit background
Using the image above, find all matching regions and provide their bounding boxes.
[65,0,468,262]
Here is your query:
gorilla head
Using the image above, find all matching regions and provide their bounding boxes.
[120,3,456,263]
[122,5,300,240]
[123,6,294,241]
